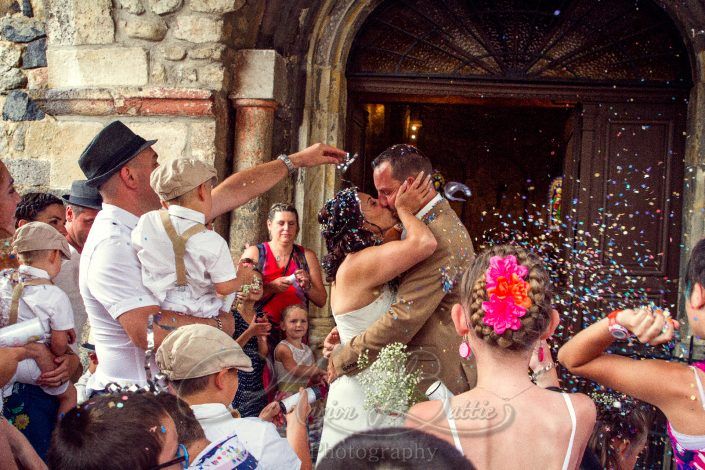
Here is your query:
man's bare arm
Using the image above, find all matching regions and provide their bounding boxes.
[210,143,346,218]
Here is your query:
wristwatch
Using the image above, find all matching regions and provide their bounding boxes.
[607,310,630,340]
[277,154,296,175]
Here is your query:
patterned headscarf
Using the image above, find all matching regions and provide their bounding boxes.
[318,187,379,281]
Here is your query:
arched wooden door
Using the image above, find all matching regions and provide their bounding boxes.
[346,0,691,317]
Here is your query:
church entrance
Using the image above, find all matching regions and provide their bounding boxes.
[341,1,692,465]
[347,101,572,246]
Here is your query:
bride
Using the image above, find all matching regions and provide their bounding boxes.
[316,172,436,460]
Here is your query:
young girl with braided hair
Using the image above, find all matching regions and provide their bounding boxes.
[406,244,595,470]
[559,238,705,469]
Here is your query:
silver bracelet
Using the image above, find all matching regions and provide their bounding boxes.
[531,362,556,382]
[277,154,296,175]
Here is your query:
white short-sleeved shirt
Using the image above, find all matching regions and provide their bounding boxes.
[79,204,159,390]
[0,265,74,334]
[191,403,301,470]
[131,205,236,318]
[54,244,87,351]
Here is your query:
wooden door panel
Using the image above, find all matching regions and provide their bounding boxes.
[576,100,685,321]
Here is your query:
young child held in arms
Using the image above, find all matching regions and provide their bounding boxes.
[132,158,238,323]
[232,260,271,417]
[559,238,705,469]
[0,222,77,417]
[274,304,326,403]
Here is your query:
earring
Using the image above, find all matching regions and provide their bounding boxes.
[537,345,545,362]
[459,336,472,359]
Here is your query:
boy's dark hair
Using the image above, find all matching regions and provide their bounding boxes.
[685,238,705,296]
[317,427,475,470]
[155,393,206,447]
[48,392,168,470]
[371,144,433,182]
[15,192,63,225]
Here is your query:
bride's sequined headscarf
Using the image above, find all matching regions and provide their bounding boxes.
[318,187,380,282]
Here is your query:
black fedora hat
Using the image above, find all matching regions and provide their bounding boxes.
[61,180,103,210]
[79,120,157,188]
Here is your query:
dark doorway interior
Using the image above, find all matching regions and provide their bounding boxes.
[352,102,573,245]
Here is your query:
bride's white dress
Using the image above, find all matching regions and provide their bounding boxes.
[317,284,404,462]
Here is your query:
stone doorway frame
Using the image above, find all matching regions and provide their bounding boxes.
[297,0,705,315]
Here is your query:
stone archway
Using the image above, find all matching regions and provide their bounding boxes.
[299,0,705,281]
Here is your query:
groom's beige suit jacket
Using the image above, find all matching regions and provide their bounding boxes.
[331,197,477,395]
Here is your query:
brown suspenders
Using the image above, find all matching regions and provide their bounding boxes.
[159,211,206,287]
[9,278,53,325]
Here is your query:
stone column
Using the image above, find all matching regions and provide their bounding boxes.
[228,50,287,259]
[228,98,277,256]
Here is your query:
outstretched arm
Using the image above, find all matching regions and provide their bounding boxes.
[211,143,346,218]
[557,308,683,410]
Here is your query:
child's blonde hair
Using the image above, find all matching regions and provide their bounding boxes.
[17,249,54,266]
[281,304,307,324]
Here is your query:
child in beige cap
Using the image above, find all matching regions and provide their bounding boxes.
[0,222,77,417]
[131,158,239,320]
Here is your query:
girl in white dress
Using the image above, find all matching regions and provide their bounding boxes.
[317,172,436,461]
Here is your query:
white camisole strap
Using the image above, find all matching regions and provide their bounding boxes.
[691,366,705,410]
[561,393,577,470]
[442,396,464,455]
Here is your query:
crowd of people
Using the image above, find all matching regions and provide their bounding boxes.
[0,119,702,469]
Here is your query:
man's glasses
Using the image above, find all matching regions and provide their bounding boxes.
[150,443,189,469]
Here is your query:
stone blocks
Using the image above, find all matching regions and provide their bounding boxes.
[231,50,287,103]
[150,0,182,15]
[2,90,44,120]
[173,15,223,43]
[46,0,114,46]
[0,15,44,43]
[124,14,167,41]
[47,47,148,87]
[5,157,49,187]
[190,0,245,13]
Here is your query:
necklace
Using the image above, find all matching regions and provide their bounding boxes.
[475,384,534,402]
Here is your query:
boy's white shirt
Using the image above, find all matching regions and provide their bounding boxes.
[131,205,237,318]
[0,264,73,397]
[191,402,301,470]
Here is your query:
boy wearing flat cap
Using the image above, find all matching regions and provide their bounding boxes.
[0,222,77,417]
[132,158,239,320]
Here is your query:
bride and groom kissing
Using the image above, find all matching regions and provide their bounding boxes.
[317,144,477,458]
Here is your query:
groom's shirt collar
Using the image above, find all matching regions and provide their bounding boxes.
[415,193,443,220]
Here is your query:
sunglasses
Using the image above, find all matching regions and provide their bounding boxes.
[150,443,189,470]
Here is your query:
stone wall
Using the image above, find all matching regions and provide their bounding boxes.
[0,0,248,197]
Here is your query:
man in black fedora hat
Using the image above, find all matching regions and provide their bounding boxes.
[77,120,345,393]
[54,180,102,362]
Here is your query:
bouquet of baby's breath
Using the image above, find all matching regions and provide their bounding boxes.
[357,342,422,416]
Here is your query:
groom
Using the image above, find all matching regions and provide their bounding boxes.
[326,144,476,395]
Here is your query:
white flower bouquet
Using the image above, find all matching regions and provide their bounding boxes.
[357,342,422,416]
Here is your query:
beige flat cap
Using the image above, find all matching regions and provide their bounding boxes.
[13,222,71,260]
[156,324,253,381]
[150,158,217,201]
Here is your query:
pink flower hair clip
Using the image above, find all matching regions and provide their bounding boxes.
[481,255,533,335]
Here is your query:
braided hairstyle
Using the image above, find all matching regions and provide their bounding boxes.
[460,244,553,350]
[15,192,63,226]
[318,187,379,282]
